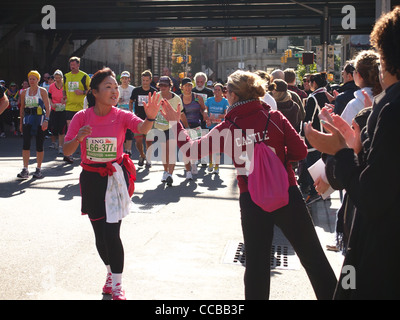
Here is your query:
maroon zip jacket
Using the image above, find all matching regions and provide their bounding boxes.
[176,99,308,193]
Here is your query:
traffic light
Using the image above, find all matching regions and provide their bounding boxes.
[177,56,183,64]
[288,49,292,58]
[302,52,314,65]
[188,55,192,64]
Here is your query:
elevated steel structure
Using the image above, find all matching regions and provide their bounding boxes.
[2,0,398,41]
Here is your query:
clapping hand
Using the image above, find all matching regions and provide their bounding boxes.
[160,98,181,122]
[304,120,348,155]
[304,113,362,156]
[331,115,362,154]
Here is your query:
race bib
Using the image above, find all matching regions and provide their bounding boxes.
[86,137,117,162]
[188,126,203,140]
[138,95,148,107]
[54,103,66,111]
[25,96,39,108]
[210,113,222,124]
[196,93,208,102]
[68,81,80,92]
[155,111,168,126]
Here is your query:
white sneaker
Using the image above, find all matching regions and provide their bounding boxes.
[191,163,198,174]
[186,171,193,180]
[161,171,169,182]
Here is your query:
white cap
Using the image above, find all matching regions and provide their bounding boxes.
[120,71,130,78]
[53,69,63,77]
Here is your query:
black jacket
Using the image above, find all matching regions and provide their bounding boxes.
[331,81,400,299]
[301,89,330,149]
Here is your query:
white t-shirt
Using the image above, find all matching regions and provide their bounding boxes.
[118,85,135,111]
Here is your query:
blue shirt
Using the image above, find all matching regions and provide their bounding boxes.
[205,97,229,128]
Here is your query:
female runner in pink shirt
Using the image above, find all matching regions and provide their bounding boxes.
[64,68,160,300]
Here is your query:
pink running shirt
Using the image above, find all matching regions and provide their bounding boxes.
[65,107,143,164]
[48,82,64,109]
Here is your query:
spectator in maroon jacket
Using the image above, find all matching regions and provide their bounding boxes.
[158,70,337,300]
[284,68,308,100]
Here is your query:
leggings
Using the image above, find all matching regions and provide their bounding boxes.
[240,186,337,300]
[90,219,124,274]
[22,124,45,152]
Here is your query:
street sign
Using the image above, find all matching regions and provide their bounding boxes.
[204,67,214,77]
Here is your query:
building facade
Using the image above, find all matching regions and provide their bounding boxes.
[216,36,296,81]
[0,24,173,88]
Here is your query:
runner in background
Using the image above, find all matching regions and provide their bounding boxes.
[48,70,67,154]
[17,70,50,179]
[0,84,9,115]
[129,70,157,167]
[205,83,229,174]
[192,72,214,167]
[6,82,20,136]
[63,56,91,164]
[118,71,135,157]
[40,73,51,91]
[192,72,214,102]
[152,76,187,186]
[180,77,208,178]
[162,67,181,95]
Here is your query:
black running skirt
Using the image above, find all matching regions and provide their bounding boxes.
[80,164,129,221]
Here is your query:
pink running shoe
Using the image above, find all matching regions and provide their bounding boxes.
[112,284,126,300]
[102,273,112,295]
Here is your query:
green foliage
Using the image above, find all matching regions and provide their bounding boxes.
[296,59,317,84]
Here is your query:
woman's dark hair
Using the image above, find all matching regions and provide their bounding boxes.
[310,72,328,88]
[343,62,355,76]
[370,6,400,80]
[86,67,116,107]
[354,50,382,96]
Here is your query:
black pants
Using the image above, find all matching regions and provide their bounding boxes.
[240,186,337,300]
[299,150,321,196]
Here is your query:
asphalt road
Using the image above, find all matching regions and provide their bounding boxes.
[0,134,344,301]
